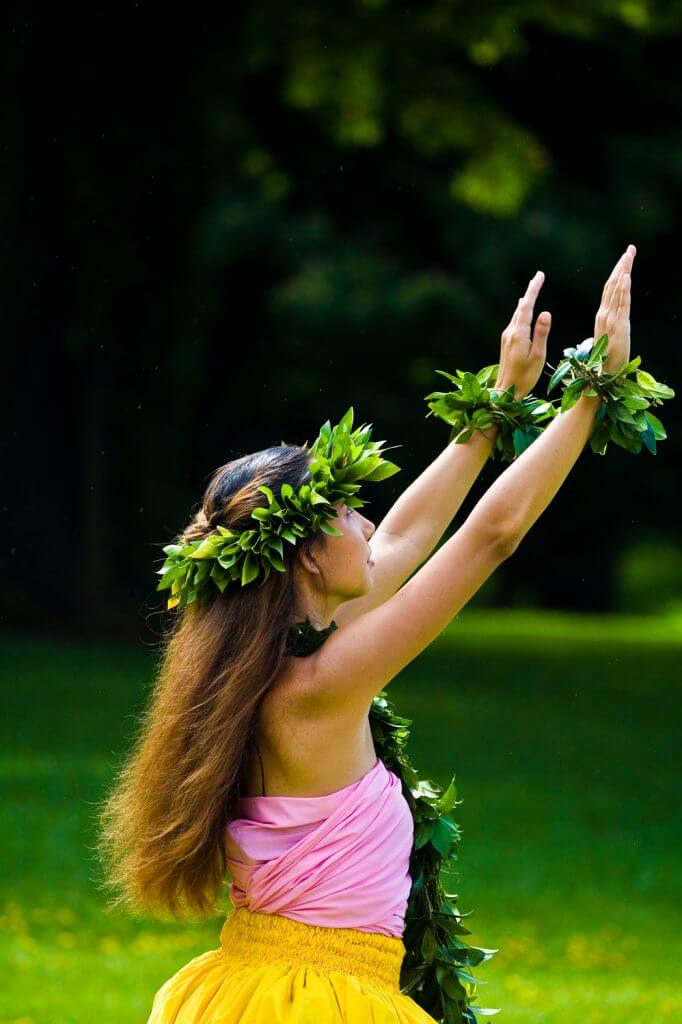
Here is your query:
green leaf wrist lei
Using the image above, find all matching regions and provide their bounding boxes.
[424,363,556,462]
[425,334,673,460]
[546,333,674,455]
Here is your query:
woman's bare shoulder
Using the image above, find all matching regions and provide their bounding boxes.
[274,649,373,725]
[255,654,374,795]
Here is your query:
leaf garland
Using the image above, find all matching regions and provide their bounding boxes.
[425,342,674,461]
[423,363,557,462]
[369,692,499,1024]
[155,407,402,610]
[285,615,340,655]
[546,333,675,455]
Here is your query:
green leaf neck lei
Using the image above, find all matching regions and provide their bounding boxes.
[285,618,498,1023]
[285,615,339,656]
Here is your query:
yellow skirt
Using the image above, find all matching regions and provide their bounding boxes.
[147,906,439,1023]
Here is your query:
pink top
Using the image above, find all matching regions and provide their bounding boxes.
[225,756,414,937]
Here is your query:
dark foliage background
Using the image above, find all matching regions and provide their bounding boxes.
[4,2,681,638]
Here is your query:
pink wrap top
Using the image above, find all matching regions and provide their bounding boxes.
[225,755,414,937]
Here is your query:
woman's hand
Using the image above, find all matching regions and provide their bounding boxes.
[594,244,635,374]
[495,271,551,401]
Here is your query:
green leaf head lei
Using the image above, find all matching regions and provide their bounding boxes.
[155,407,401,610]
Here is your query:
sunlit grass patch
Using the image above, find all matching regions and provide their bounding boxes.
[1,617,679,1022]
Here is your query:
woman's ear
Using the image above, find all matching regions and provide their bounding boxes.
[297,545,322,576]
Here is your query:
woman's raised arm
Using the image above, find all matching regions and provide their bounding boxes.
[304,247,635,718]
[334,270,553,629]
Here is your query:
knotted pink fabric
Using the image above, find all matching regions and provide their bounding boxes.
[225,756,414,937]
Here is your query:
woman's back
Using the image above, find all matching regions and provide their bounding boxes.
[237,656,379,800]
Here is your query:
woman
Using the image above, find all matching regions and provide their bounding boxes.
[96,246,635,1023]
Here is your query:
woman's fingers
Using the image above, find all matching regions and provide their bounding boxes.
[510,271,545,334]
[530,308,551,357]
[603,246,636,311]
[603,250,630,307]
[603,253,627,309]
[604,264,624,314]
[618,272,631,321]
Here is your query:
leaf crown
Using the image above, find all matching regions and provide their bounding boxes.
[155,407,401,610]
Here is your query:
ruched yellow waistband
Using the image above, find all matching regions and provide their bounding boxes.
[220,907,406,992]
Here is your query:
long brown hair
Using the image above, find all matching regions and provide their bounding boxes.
[94,444,326,921]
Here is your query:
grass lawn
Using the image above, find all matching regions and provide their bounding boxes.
[1,609,680,1023]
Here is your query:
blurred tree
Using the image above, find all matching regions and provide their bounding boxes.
[613,535,682,614]
[5,1,680,635]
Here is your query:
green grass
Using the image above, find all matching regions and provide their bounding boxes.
[1,609,681,1023]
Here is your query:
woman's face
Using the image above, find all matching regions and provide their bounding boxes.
[306,500,376,601]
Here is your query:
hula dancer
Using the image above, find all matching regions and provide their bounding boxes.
[95,243,673,1023]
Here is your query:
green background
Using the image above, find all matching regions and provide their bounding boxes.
[3,3,681,1021]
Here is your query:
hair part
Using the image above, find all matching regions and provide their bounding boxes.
[94,444,328,920]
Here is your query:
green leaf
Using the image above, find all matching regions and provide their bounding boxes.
[191,537,221,558]
[635,369,658,389]
[421,927,438,964]
[530,401,553,416]
[455,968,485,985]
[268,549,285,571]
[257,484,276,505]
[414,821,434,850]
[268,536,284,558]
[591,332,609,362]
[547,360,572,393]
[309,489,329,505]
[644,410,667,439]
[241,552,260,586]
[618,355,642,375]
[363,459,402,481]
[640,422,657,454]
[612,403,638,424]
[319,522,344,536]
[216,525,238,538]
[442,971,468,1000]
[217,553,238,569]
[194,560,211,584]
[436,776,458,815]
[560,387,582,412]
[431,816,459,857]
[400,965,429,995]
[338,407,355,433]
[622,394,650,411]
